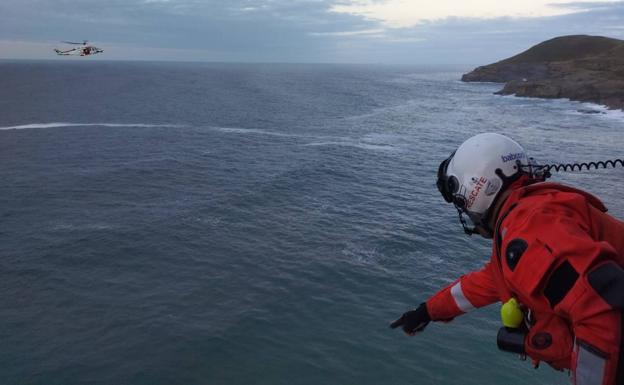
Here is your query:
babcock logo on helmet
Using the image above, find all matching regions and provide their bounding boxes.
[467,177,488,209]
[501,152,526,163]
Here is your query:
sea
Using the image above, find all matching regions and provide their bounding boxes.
[1,60,623,385]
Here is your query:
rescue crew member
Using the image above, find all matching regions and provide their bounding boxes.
[391,133,624,385]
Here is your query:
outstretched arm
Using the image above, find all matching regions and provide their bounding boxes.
[391,260,501,335]
[426,261,501,321]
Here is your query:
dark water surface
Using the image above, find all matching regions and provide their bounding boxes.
[1,61,623,385]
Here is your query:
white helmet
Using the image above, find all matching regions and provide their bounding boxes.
[436,133,529,234]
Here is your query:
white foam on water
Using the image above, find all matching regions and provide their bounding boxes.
[303,140,396,152]
[206,124,399,151]
[0,122,186,130]
[50,223,113,231]
[497,94,624,122]
[206,125,299,138]
[303,131,405,152]
[577,103,624,121]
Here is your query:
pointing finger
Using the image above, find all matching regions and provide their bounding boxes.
[390,316,404,329]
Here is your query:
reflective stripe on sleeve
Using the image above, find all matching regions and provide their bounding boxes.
[450,281,475,313]
[575,340,607,385]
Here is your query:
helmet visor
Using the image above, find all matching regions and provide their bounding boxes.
[436,152,457,203]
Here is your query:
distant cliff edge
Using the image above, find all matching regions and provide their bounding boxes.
[462,35,624,110]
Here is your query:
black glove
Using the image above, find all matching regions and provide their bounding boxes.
[390,303,431,335]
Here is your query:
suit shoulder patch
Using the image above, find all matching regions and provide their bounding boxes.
[505,238,528,271]
[588,261,624,309]
[544,261,578,309]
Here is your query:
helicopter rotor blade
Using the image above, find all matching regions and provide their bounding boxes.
[62,40,89,45]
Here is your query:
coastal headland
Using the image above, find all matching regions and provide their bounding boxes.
[462,35,624,110]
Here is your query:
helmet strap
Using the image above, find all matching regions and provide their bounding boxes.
[456,206,478,236]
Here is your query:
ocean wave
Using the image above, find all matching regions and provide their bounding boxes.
[0,122,186,130]
[206,126,299,138]
[303,141,396,151]
[50,223,114,231]
[574,103,624,121]
[206,125,401,151]
[498,95,624,121]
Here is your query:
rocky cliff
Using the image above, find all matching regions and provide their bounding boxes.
[462,35,624,109]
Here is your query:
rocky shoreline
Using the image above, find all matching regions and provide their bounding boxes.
[462,35,624,110]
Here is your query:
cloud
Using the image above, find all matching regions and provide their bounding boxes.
[309,28,385,37]
[0,0,366,58]
[0,0,623,63]
[329,0,622,27]
[549,1,623,10]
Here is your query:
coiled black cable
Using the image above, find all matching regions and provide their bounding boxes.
[520,158,624,181]
[542,159,624,173]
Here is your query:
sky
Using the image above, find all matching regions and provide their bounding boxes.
[1,0,624,64]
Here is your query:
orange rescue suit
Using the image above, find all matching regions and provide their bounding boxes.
[426,182,624,385]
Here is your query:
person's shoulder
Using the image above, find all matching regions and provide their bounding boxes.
[500,184,595,233]
[502,191,589,248]
[498,186,594,279]
[520,182,606,213]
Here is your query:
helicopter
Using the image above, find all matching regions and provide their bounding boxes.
[54,40,103,56]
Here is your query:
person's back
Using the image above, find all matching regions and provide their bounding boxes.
[587,201,624,260]
[391,133,624,385]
